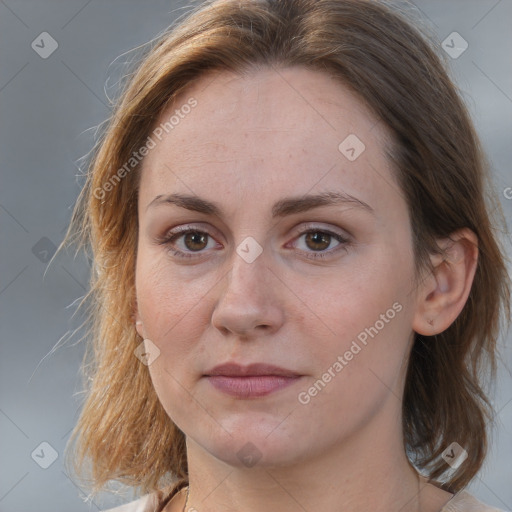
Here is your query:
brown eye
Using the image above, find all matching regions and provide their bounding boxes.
[157,228,218,260]
[183,231,209,251]
[304,231,332,251]
[291,227,351,261]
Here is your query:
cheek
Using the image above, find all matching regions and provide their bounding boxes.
[304,259,402,331]
[295,282,411,433]
[135,250,206,339]
[134,250,222,404]
[134,253,209,425]
[301,248,413,382]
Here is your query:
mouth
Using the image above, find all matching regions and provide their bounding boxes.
[203,362,303,398]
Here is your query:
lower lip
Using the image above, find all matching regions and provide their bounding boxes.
[205,375,301,398]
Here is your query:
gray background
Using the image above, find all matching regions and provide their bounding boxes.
[0,1,511,511]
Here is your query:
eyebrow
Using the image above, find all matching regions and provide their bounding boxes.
[146,191,374,217]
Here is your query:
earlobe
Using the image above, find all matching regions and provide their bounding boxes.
[412,228,478,336]
[135,318,144,338]
[133,298,145,338]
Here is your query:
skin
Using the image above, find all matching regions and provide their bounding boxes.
[134,66,478,512]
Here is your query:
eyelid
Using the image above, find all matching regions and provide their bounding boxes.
[157,222,220,242]
[289,222,351,240]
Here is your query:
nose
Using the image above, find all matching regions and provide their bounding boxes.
[211,248,285,339]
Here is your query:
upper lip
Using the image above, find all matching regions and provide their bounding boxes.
[204,362,301,377]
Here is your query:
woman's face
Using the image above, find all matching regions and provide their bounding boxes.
[134,66,423,468]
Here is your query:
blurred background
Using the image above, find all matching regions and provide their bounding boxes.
[0,1,511,511]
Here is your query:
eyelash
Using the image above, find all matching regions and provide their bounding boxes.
[156,225,351,261]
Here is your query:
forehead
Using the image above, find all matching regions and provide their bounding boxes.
[139,66,402,219]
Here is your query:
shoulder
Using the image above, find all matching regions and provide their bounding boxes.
[101,493,156,512]
[441,490,510,512]
[100,481,187,512]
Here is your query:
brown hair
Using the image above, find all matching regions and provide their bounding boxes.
[62,0,511,499]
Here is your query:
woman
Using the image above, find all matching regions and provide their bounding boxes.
[62,0,511,511]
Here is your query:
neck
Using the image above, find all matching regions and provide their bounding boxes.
[181,407,432,512]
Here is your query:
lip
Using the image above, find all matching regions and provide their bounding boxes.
[204,362,302,398]
[205,375,301,398]
[204,362,301,377]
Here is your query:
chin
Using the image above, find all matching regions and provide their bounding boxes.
[193,419,311,469]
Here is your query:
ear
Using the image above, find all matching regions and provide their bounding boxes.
[412,228,478,335]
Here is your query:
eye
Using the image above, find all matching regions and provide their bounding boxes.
[157,228,219,259]
[156,224,351,261]
[290,226,351,260]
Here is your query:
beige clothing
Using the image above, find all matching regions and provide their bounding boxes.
[102,489,509,512]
